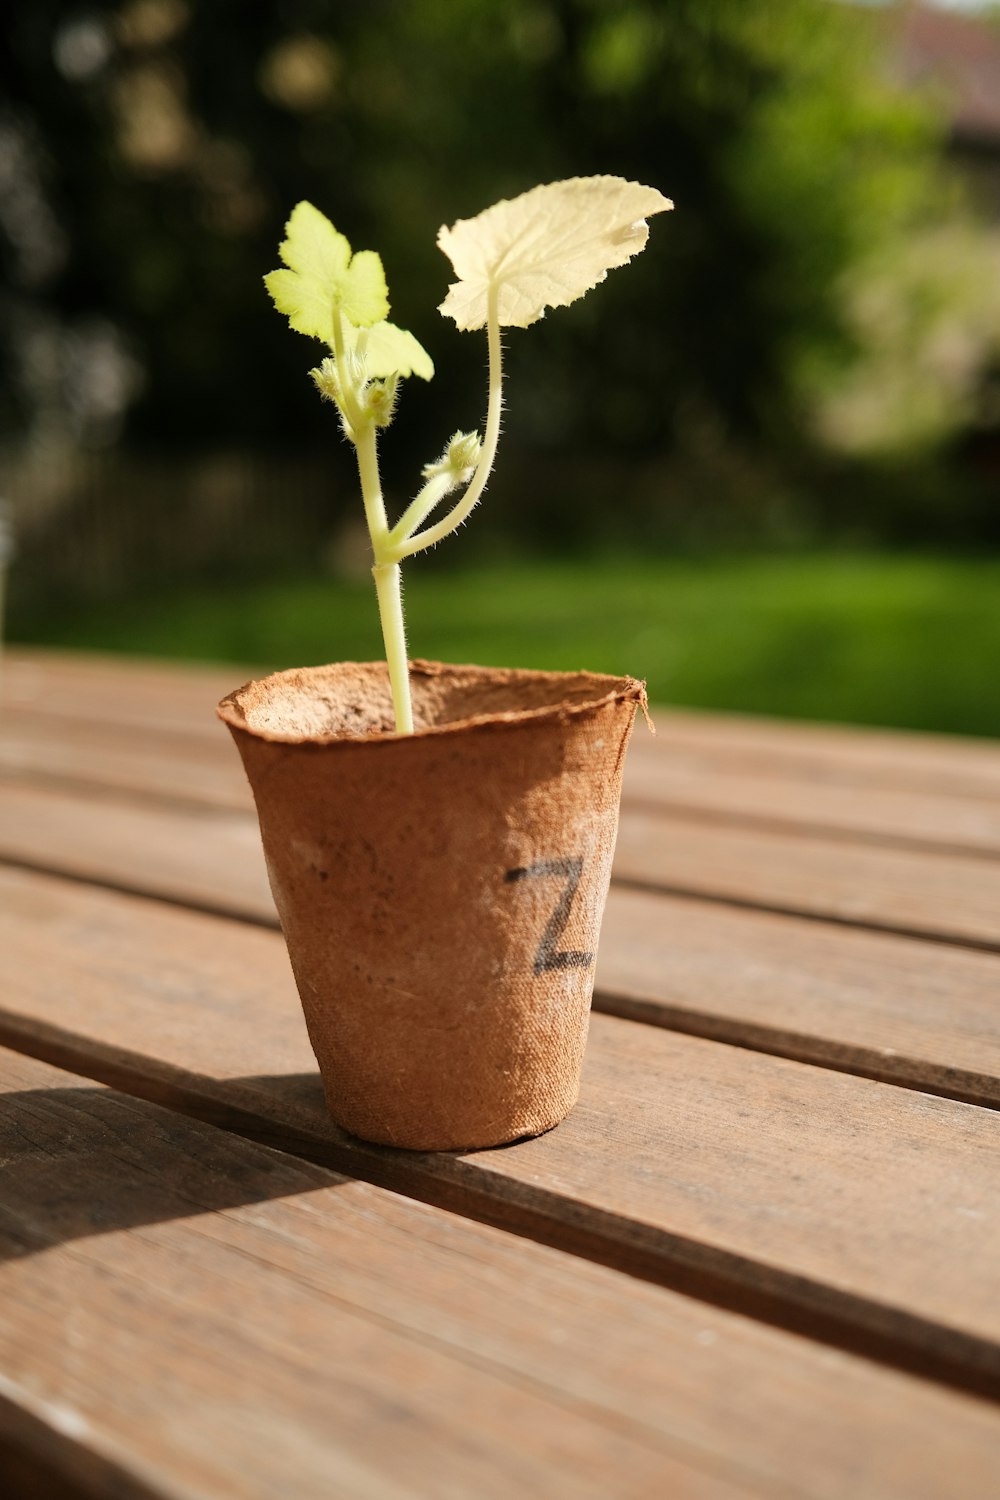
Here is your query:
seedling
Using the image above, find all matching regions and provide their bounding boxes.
[266,175,672,734]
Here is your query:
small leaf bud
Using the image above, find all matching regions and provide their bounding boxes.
[421,430,482,491]
[363,374,399,428]
[309,357,341,404]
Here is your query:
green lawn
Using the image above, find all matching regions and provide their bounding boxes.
[14,552,1000,737]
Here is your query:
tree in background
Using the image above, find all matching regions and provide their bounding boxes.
[0,0,982,557]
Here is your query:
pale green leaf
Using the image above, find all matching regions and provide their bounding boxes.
[265,201,389,341]
[437,175,672,331]
[351,321,434,381]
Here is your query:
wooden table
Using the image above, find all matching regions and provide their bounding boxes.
[2,647,999,1499]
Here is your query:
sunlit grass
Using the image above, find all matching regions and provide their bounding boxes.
[15,551,1000,737]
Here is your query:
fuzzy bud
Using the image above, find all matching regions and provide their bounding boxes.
[422,430,482,491]
[309,357,341,404]
[363,374,400,428]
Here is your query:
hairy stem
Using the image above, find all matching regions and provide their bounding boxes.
[355,421,413,734]
[372,560,413,734]
[355,419,389,547]
[395,286,503,559]
[388,472,455,550]
[331,309,363,436]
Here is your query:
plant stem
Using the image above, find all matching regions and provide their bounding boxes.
[372,560,413,734]
[355,419,413,733]
[355,418,389,545]
[395,286,503,559]
[387,472,454,550]
[331,310,362,436]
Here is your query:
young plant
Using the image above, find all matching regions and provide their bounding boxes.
[265,176,672,734]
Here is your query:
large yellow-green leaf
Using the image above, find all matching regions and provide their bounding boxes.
[265,201,389,340]
[437,176,672,331]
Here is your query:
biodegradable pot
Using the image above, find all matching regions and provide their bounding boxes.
[218,659,645,1152]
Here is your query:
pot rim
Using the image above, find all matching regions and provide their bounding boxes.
[217,657,647,748]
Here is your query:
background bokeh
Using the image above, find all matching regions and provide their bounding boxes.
[3,0,1000,731]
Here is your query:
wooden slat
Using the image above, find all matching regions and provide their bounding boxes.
[626,742,1000,856]
[5,772,1000,958]
[0,1047,749,1500]
[646,707,1000,800]
[5,780,1000,1106]
[0,706,244,805]
[594,887,1000,1107]
[11,702,1000,863]
[5,1050,995,1500]
[2,866,999,1396]
[614,805,1000,949]
[0,780,273,922]
[0,706,251,812]
[7,1050,999,1500]
[3,648,244,741]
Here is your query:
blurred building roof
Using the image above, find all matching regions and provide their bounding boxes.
[890,3,1000,146]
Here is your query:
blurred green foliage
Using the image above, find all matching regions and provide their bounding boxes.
[7,0,989,553]
[21,552,1000,737]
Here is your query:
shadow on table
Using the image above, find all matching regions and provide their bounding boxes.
[0,1079,344,1261]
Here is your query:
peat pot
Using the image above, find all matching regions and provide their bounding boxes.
[218,660,646,1151]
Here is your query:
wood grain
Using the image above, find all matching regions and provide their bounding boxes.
[0,1048,745,1500]
[7,655,1000,955]
[1,866,999,1395]
[0,707,250,812]
[626,743,1000,856]
[0,779,274,923]
[9,1051,999,1500]
[593,886,1000,1107]
[9,650,1000,1492]
[614,805,1000,949]
[644,708,1000,801]
[3,647,246,741]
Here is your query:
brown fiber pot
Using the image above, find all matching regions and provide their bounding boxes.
[218,659,646,1151]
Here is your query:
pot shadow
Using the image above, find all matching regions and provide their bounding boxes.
[0,1079,343,1264]
[220,1071,557,1158]
[240,1068,327,1118]
[0,1049,533,1266]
